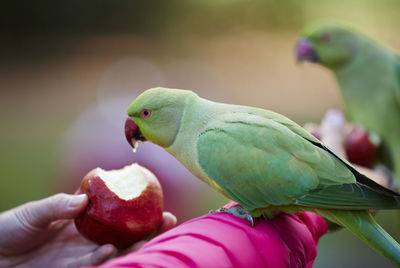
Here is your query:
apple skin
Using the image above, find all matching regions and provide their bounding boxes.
[345,126,378,168]
[75,166,164,249]
[310,128,321,141]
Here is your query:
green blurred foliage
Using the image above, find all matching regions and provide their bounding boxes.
[2,0,400,37]
[1,0,303,35]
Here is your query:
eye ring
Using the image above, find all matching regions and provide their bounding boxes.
[140,109,152,118]
[321,33,331,43]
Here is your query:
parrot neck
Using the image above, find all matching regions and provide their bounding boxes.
[335,38,394,90]
[334,38,396,118]
[332,38,400,177]
[165,96,219,188]
[334,40,395,84]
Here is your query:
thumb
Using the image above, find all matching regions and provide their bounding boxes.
[16,193,88,229]
[320,109,346,157]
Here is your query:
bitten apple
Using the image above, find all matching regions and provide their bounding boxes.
[345,125,379,168]
[74,163,163,249]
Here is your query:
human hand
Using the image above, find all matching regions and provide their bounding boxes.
[0,193,177,268]
[0,193,116,268]
[304,109,393,189]
[117,211,177,253]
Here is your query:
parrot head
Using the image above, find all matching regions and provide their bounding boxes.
[125,87,195,149]
[296,21,360,69]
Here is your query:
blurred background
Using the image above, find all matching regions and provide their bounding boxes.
[1,0,399,267]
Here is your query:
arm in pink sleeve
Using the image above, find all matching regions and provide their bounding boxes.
[95,203,327,268]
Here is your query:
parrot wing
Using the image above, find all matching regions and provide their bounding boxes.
[197,112,400,211]
[266,109,399,197]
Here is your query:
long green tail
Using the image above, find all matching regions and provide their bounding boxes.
[317,209,400,267]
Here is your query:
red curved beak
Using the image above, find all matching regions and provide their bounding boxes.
[296,38,319,63]
[124,118,146,150]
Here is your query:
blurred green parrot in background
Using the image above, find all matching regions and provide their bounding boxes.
[125,87,400,266]
[296,21,400,187]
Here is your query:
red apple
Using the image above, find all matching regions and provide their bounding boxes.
[74,163,164,249]
[345,125,380,168]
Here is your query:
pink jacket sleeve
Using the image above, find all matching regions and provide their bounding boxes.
[95,202,327,268]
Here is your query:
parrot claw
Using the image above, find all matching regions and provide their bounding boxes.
[219,206,255,226]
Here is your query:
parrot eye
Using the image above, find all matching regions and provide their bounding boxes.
[140,109,152,118]
[321,33,331,43]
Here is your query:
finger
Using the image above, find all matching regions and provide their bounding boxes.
[67,244,116,268]
[320,109,346,157]
[121,212,177,254]
[130,240,148,252]
[354,164,391,188]
[15,193,88,229]
[303,122,320,133]
[159,212,177,233]
[115,239,147,257]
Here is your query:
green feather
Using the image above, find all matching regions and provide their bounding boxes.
[197,112,400,211]
[296,183,400,209]
[317,209,400,266]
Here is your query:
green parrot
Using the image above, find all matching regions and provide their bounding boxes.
[296,21,400,184]
[126,87,400,266]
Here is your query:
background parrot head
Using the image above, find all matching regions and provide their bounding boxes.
[126,87,194,148]
[297,21,360,69]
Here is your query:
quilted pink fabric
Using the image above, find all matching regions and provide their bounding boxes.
[95,202,327,268]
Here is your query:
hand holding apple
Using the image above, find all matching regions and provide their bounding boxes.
[0,193,117,268]
[303,110,394,191]
[75,163,164,249]
[345,125,379,168]
[304,109,379,168]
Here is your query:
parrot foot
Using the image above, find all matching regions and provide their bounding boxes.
[219,206,254,226]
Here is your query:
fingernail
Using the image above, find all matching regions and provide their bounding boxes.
[102,244,116,255]
[169,213,177,224]
[323,109,344,127]
[68,194,88,210]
